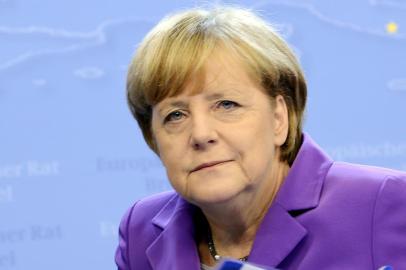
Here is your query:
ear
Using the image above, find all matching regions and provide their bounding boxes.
[273,95,289,146]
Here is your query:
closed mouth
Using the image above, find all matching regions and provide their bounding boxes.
[191,160,231,173]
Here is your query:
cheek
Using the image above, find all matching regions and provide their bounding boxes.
[160,151,187,193]
[233,118,274,152]
[154,129,181,160]
[154,134,189,188]
[231,121,275,178]
[159,145,183,175]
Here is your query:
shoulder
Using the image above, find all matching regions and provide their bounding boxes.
[121,190,178,231]
[322,162,406,212]
[318,162,406,226]
[329,161,405,181]
[372,171,406,268]
[115,190,179,270]
[323,162,406,268]
[325,161,406,193]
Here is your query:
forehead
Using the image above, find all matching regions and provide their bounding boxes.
[172,50,258,98]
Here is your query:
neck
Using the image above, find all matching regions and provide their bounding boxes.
[197,159,290,263]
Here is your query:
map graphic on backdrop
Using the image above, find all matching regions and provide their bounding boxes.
[0,0,405,269]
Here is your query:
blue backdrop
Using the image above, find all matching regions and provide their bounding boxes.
[0,0,405,269]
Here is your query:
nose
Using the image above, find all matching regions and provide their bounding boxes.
[189,113,217,151]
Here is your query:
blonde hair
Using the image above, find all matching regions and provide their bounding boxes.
[127,6,307,165]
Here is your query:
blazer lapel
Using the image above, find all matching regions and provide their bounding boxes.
[249,203,307,267]
[146,196,201,270]
[146,197,306,269]
[250,133,333,267]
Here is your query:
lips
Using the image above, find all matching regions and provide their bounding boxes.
[191,160,231,173]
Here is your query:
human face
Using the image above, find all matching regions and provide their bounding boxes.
[151,51,288,206]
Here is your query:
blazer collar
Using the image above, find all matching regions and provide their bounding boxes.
[147,133,333,269]
[275,133,333,211]
[250,133,333,267]
[147,195,201,270]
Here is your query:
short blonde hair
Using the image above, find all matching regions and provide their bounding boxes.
[127,6,307,165]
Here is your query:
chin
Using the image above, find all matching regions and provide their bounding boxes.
[186,181,245,206]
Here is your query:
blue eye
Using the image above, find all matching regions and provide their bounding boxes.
[164,110,184,123]
[217,100,239,110]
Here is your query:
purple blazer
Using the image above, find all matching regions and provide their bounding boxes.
[115,134,406,269]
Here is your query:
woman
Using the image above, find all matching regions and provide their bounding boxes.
[116,7,406,270]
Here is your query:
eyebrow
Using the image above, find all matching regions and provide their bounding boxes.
[158,100,188,116]
[205,92,225,101]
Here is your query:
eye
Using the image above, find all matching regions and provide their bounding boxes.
[164,110,185,123]
[216,100,240,110]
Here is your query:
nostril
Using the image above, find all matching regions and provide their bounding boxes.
[193,139,215,150]
[193,142,202,150]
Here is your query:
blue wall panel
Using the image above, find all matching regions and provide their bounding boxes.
[0,0,405,269]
